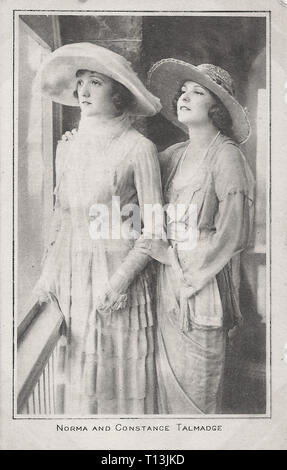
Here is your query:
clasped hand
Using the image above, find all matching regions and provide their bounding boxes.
[95,283,128,314]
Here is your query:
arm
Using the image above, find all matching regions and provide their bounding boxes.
[33,142,65,301]
[177,144,255,295]
[109,138,164,292]
[40,198,61,266]
[97,138,165,311]
[42,140,66,263]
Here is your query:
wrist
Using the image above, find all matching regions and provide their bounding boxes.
[108,271,128,294]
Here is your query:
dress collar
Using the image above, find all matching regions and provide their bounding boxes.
[78,112,133,140]
[164,132,229,193]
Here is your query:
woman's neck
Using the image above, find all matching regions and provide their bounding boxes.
[79,112,120,128]
[187,124,220,152]
[78,112,132,138]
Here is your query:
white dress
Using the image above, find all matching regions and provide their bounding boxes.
[38,113,163,414]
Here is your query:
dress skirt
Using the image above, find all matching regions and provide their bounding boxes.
[38,117,165,415]
[155,264,226,414]
[42,216,157,415]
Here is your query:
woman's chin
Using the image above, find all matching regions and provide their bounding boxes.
[177,116,191,127]
[177,112,191,124]
[80,108,98,117]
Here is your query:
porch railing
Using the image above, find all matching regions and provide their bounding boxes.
[17,298,65,415]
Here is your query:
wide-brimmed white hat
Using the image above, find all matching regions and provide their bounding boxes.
[147,59,251,143]
[33,42,162,117]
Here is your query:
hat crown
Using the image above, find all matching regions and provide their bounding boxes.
[196,64,235,96]
[62,42,132,67]
[35,42,161,116]
[54,42,136,76]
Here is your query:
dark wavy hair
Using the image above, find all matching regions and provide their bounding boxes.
[172,81,233,138]
[73,69,135,114]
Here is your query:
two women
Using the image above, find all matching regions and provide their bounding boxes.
[34,42,254,415]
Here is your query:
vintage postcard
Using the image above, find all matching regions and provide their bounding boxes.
[0,0,287,450]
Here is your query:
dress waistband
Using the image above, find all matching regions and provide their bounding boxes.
[168,223,211,247]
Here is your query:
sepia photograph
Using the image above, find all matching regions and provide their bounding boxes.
[15,10,268,418]
[0,0,286,451]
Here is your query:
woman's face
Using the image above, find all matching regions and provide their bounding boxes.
[177,81,216,127]
[76,70,118,118]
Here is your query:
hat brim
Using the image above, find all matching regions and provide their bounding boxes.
[34,43,161,117]
[147,59,251,144]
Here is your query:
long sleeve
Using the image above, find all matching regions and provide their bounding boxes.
[41,199,61,265]
[108,137,164,293]
[177,144,255,294]
[34,142,65,295]
[41,141,66,264]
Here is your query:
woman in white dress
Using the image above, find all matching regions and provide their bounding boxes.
[33,43,164,414]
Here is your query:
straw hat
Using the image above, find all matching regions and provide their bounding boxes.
[147,59,251,143]
[34,42,162,117]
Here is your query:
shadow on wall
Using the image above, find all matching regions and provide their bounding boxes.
[222,48,267,415]
[222,257,266,415]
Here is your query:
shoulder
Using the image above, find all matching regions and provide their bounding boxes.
[132,129,157,153]
[213,139,247,174]
[212,138,254,199]
[126,129,159,167]
[123,127,156,151]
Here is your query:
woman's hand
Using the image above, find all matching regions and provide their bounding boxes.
[95,283,128,313]
[61,128,77,142]
[33,276,56,306]
[150,242,173,266]
[33,284,51,305]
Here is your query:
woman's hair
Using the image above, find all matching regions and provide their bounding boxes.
[172,81,233,138]
[110,80,135,114]
[73,69,135,114]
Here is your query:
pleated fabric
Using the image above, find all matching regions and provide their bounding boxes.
[37,113,162,415]
[56,238,158,414]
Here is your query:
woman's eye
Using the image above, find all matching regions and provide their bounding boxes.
[194,91,204,95]
[77,80,83,87]
[91,80,101,86]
